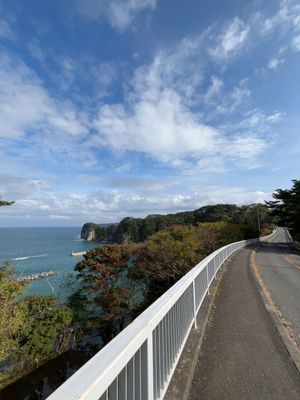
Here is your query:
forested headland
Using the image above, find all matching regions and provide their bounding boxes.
[81,203,274,244]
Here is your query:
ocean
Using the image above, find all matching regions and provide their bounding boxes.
[0,227,98,300]
[0,227,102,399]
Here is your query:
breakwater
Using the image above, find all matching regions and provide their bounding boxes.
[18,270,57,282]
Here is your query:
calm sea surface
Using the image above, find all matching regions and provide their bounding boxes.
[0,227,97,299]
[0,228,101,399]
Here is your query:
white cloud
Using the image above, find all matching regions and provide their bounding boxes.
[95,91,221,162]
[27,40,45,62]
[0,173,272,225]
[75,0,157,32]
[0,174,49,200]
[0,19,15,40]
[48,214,72,220]
[209,17,249,61]
[90,35,279,171]
[260,0,300,51]
[0,51,101,170]
[0,53,88,139]
[213,84,251,115]
[292,34,300,50]
[239,110,282,130]
[227,136,266,161]
[49,53,118,99]
[204,76,223,102]
[267,57,284,70]
[261,0,300,34]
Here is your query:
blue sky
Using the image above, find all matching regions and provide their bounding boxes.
[0,0,299,226]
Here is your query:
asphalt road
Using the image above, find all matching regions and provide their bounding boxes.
[189,242,300,400]
[256,227,300,347]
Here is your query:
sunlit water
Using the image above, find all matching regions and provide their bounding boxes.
[0,227,102,399]
[0,227,98,299]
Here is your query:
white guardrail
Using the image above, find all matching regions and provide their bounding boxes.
[48,229,277,400]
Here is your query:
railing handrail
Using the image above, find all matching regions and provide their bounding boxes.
[47,228,277,400]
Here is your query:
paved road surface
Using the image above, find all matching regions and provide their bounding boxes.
[189,241,300,400]
[256,227,300,347]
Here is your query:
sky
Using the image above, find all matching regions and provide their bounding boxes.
[0,0,300,227]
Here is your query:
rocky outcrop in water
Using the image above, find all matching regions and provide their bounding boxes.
[81,223,98,241]
[80,223,118,242]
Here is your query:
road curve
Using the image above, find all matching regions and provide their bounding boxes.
[189,241,300,400]
[256,227,300,348]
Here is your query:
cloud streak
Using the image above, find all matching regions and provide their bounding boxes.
[0,18,15,40]
[0,52,88,139]
[93,36,273,171]
[209,17,249,61]
[74,0,157,32]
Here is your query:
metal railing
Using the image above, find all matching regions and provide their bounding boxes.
[47,230,277,400]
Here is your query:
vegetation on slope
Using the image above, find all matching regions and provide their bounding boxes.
[71,218,274,347]
[0,262,73,388]
[81,203,274,244]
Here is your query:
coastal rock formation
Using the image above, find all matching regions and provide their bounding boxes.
[80,223,99,241]
[80,222,118,242]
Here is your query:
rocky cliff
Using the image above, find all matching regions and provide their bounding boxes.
[81,223,100,241]
[80,222,118,242]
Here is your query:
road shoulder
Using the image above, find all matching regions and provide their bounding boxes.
[251,246,300,374]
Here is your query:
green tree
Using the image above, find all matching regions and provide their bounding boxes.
[0,197,14,206]
[129,225,199,305]
[0,262,73,388]
[194,221,242,256]
[0,262,26,361]
[114,217,143,243]
[266,179,300,240]
[129,222,249,307]
[74,244,137,340]
[14,296,72,367]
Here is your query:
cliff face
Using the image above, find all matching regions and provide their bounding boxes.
[80,222,118,242]
[81,223,99,241]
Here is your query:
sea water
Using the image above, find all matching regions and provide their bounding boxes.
[0,227,98,300]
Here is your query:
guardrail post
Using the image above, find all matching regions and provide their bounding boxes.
[192,280,197,329]
[206,263,210,295]
[213,257,216,274]
[147,333,154,400]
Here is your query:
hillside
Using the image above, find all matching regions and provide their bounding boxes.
[81,203,274,244]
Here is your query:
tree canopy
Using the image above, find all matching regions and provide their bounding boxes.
[82,203,274,244]
[73,220,274,338]
[0,198,14,206]
[73,244,137,340]
[0,262,73,389]
[266,179,300,240]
